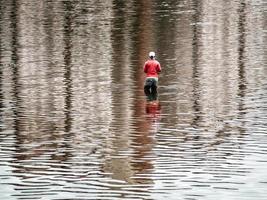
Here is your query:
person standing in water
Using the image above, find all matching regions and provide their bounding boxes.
[143,52,161,97]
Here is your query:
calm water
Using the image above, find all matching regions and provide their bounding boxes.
[0,0,266,200]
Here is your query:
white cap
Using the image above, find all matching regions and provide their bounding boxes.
[149,51,155,58]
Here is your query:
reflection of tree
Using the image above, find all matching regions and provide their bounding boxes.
[62,0,73,134]
[235,1,247,139]
[10,0,20,134]
[237,0,247,99]
[0,73,2,124]
[132,0,154,91]
[191,0,202,128]
[0,42,2,129]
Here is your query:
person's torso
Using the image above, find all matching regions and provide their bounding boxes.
[145,60,160,77]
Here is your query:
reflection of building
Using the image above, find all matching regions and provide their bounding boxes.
[68,0,114,156]
[0,1,71,160]
[195,1,239,128]
[152,0,266,140]
[190,0,266,134]
[156,0,260,134]
[0,1,71,196]
[0,0,115,187]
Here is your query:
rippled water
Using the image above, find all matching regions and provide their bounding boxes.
[0,0,266,200]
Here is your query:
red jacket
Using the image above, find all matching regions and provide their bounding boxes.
[143,59,161,77]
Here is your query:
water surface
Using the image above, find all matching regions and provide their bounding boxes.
[0,0,267,199]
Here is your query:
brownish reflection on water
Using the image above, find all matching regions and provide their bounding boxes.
[0,0,266,200]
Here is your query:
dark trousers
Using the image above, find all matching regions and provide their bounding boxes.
[144,78,158,100]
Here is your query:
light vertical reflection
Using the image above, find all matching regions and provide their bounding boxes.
[191,0,241,132]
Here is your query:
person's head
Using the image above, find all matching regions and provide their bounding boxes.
[149,51,155,59]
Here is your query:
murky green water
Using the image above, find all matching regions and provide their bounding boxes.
[0,0,266,199]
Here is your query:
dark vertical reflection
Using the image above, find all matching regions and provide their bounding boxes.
[104,0,135,184]
[8,0,26,183]
[43,2,54,116]
[131,0,155,185]
[0,1,2,128]
[236,0,247,136]
[111,0,126,80]
[106,0,156,187]
[191,0,202,127]
[10,0,20,136]
[62,0,73,133]
[154,0,178,60]
[110,0,132,127]
[0,71,2,132]
[130,0,150,89]
[237,1,247,99]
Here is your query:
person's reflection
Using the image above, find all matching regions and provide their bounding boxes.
[146,94,161,123]
[130,94,161,185]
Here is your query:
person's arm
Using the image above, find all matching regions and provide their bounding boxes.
[144,62,148,73]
